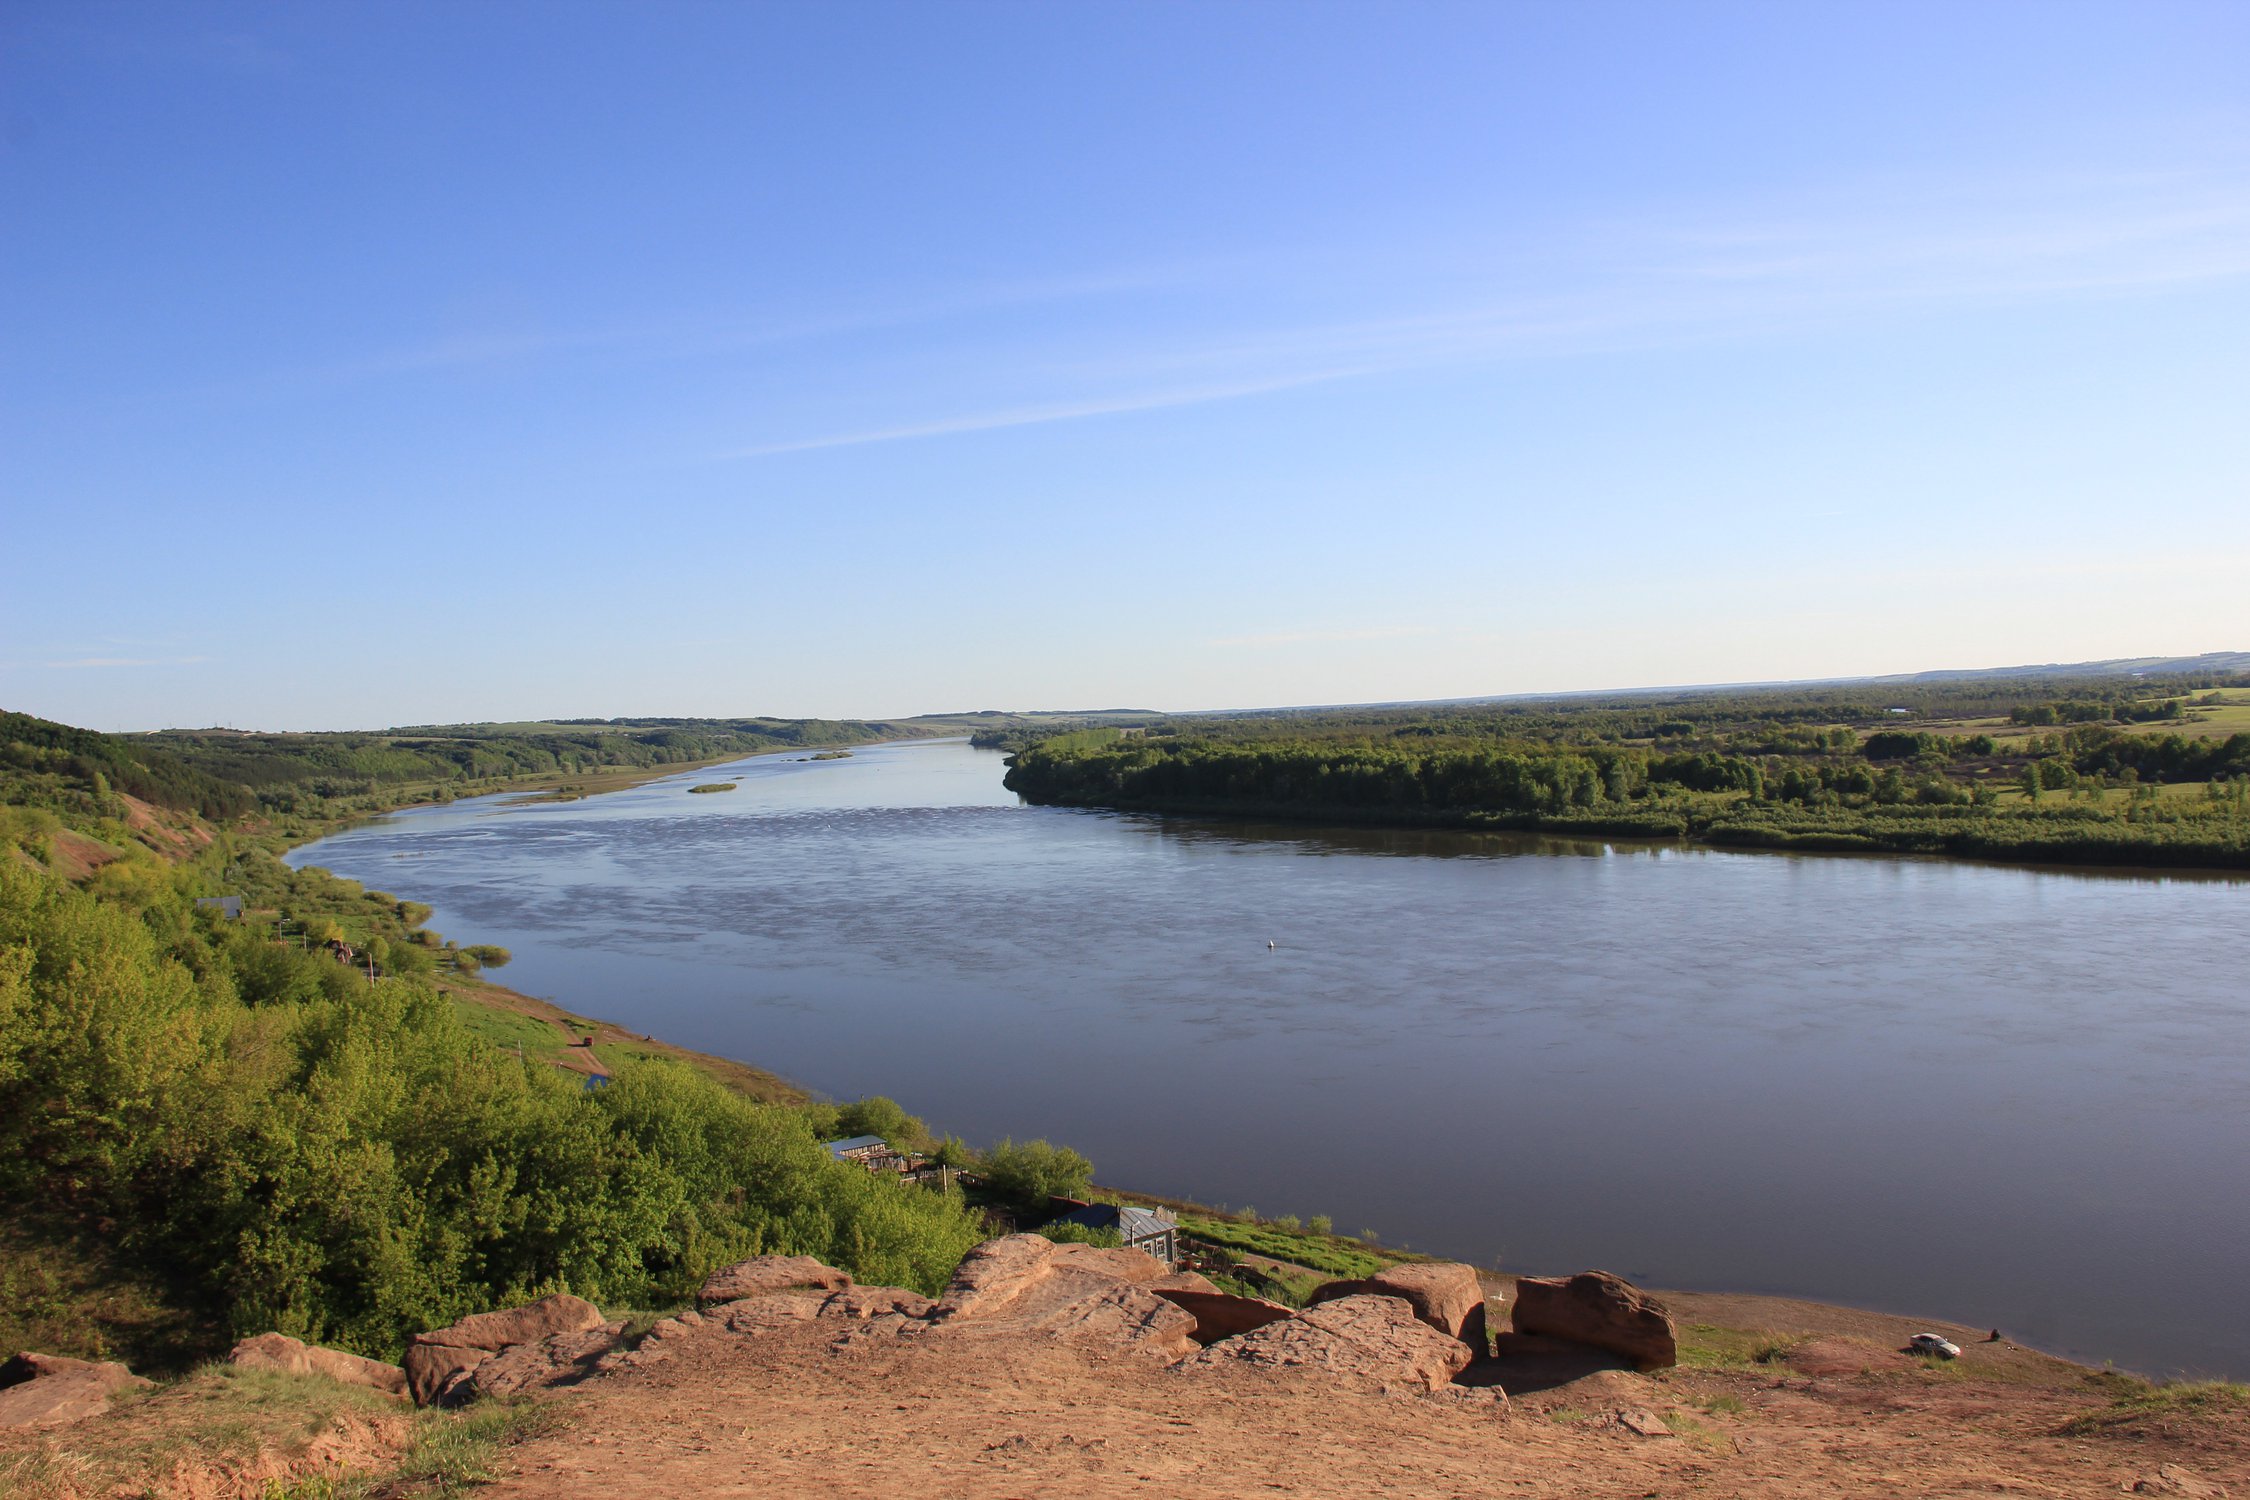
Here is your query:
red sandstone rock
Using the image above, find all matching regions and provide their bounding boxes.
[1192,1293,1473,1392]
[1508,1271,1676,1371]
[448,1322,628,1402]
[927,1235,1195,1359]
[0,1353,153,1429]
[820,1286,938,1321]
[699,1255,853,1308]
[406,1292,610,1404]
[1309,1263,1489,1352]
[1153,1287,1298,1345]
[228,1332,408,1397]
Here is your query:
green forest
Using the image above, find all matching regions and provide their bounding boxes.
[0,708,1011,1372]
[0,855,988,1370]
[1002,677,2250,870]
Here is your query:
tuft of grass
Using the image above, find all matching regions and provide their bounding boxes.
[1690,1392,1747,1416]
[1660,1409,1728,1450]
[366,1398,576,1496]
[2059,1380,2250,1438]
[1674,1323,1804,1371]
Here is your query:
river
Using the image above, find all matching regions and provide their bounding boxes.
[287,737,2250,1379]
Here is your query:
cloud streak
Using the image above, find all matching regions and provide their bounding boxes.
[1206,626,1439,650]
[706,158,2250,460]
[7,654,213,671]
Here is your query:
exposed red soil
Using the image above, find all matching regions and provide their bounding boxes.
[476,1286,2247,1499]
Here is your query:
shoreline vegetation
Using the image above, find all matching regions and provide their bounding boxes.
[0,704,1281,1384]
[2,687,2242,1441]
[996,674,2250,872]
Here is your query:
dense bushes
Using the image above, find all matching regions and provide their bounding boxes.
[0,860,985,1361]
[1004,731,2250,869]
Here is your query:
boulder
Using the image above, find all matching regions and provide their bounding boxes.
[414,1293,607,1353]
[0,1352,152,1429]
[930,1234,1063,1322]
[1024,1282,1199,1362]
[698,1255,852,1309]
[1309,1262,1488,1351]
[405,1293,609,1404]
[1192,1293,1473,1392]
[926,1235,1196,1359]
[403,1344,492,1407]
[443,1322,626,1403]
[1509,1271,1676,1371]
[1152,1287,1297,1346]
[227,1333,408,1397]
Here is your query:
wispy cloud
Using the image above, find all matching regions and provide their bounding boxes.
[706,158,2250,460]
[1207,626,1438,650]
[718,366,1382,459]
[6,654,213,671]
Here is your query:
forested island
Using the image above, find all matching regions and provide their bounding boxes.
[1000,671,2250,870]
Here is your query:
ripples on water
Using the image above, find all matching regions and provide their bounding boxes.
[290,739,2250,1379]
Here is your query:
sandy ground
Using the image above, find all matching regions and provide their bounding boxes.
[480,1289,2247,1500]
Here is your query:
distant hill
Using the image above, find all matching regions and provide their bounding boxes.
[1872,651,2250,683]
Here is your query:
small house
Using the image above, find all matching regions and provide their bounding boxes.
[1046,1203,1179,1266]
[823,1135,915,1174]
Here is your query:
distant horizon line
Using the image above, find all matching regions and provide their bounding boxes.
[78,647,2249,737]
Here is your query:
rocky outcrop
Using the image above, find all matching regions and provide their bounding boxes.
[1153,1287,1297,1345]
[1308,1263,1488,1352]
[444,1322,628,1402]
[228,1333,408,1396]
[699,1255,853,1308]
[927,1234,1196,1359]
[820,1286,937,1321]
[1192,1294,1475,1392]
[930,1234,1068,1320]
[0,1352,153,1429]
[404,1293,610,1405]
[719,1296,823,1335]
[1508,1271,1676,1371]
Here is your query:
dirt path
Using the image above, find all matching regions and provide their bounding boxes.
[481,1297,2246,1499]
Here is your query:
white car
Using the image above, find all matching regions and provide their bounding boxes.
[1908,1333,1962,1359]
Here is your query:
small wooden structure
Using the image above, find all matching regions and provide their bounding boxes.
[823,1135,919,1175]
[1046,1202,1180,1266]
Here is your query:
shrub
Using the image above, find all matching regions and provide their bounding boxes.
[979,1138,1094,1208]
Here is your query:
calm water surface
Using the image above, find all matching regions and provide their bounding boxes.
[290,739,2250,1378]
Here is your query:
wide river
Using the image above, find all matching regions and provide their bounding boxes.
[290,738,2250,1378]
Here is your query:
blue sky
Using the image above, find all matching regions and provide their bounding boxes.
[4,1,2246,730]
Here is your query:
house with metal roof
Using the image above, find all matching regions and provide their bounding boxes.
[1047,1202,1179,1265]
[825,1134,890,1161]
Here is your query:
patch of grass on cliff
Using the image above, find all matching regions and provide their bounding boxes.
[1178,1216,1393,1279]
[447,1000,566,1062]
[359,1397,576,1497]
[1676,1324,1805,1371]
[0,1366,405,1500]
[2059,1379,2250,1438]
